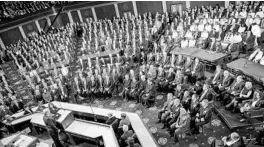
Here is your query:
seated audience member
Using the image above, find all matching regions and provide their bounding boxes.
[210,132,245,147]
[161,99,181,129]
[136,75,147,103]
[253,124,264,146]
[162,67,175,92]
[42,88,52,103]
[141,79,155,108]
[103,74,113,99]
[190,58,205,84]
[214,70,233,94]
[121,74,131,101]
[211,65,223,85]
[181,90,192,110]
[10,96,24,113]
[239,90,264,122]
[189,94,200,133]
[226,82,253,112]
[242,30,255,53]
[221,76,244,105]
[199,84,214,101]
[169,108,191,144]
[192,99,212,134]
[189,81,203,96]
[106,112,117,125]
[157,93,174,123]
[127,76,139,101]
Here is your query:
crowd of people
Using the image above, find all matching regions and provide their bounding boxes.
[0,1,264,147]
[0,1,71,23]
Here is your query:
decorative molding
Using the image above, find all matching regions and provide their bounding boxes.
[114,3,120,18]
[46,17,51,26]
[0,37,6,49]
[162,1,167,13]
[132,1,138,17]
[77,10,83,22]
[67,11,74,25]
[35,20,42,32]
[18,26,27,40]
[91,7,97,21]
[186,1,190,8]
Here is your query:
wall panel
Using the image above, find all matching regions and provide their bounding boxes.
[49,15,63,28]
[190,1,225,8]
[166,1,186,13]
[80,8,93,22]
[118,2,134,17]
[95,4,116,20]
[22,21,38,37]
[71,11,81,23]
[136,1,162,15]
[60,13,70,26]
[0,27,23,46]
[38,18,49,32]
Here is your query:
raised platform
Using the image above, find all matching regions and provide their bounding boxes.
[214,104,264,131]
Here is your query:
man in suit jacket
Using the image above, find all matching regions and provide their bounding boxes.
[105,112,117,125]
[221,76,245,105]
[194,99,212,134]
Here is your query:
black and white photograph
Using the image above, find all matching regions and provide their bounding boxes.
[0,1,264,147]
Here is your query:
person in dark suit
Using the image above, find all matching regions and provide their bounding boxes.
[190,58,205,84]
[121,74,131,101]
[199,84,214,102]
[136,75,147,103]
[43,109,63,147]
[254,124,264,145]
[141,79,155,108]
[103,74,113,99]
[193,99,212,134]
[221,76,244,105]
[105,112,117,125]
[214,70,233,94]
[128,77,139,101]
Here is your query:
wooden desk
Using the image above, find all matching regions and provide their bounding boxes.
[30,109,72,128]
[1,133,38,147]
[170,47,227,63]
[227,58,264,83]
[65,119,119,147]
[51,101,159,147]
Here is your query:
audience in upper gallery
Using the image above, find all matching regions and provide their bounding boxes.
[0,1,71,23]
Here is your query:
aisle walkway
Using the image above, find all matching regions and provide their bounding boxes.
[1,62,33,103]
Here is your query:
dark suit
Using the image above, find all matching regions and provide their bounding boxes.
[194,106,212,134]
[43,114,63,147]
[106,116,117,125]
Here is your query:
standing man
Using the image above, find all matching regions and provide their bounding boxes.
[43,109,63,147]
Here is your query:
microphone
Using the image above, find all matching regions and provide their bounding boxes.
[89,101,97,122]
